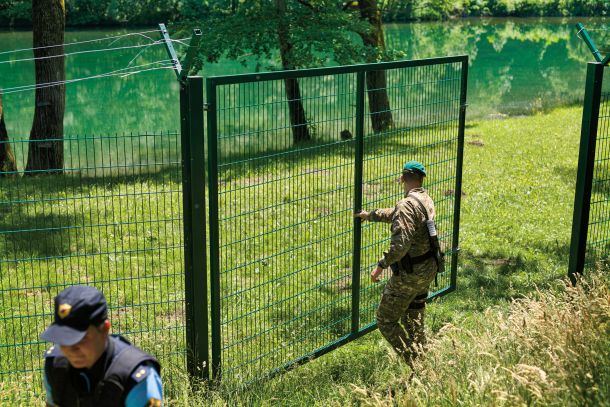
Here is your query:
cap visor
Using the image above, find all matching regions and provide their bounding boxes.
[41,324,87,346]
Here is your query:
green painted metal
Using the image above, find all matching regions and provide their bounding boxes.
[184,76,209,379]
[0,130,186,391]
[451,58,469,290]
[205,56,468,383]
[576,23,603,63]
[350,71,365,333]
[163,23,208,381]
[205,79,221,381]
[179,31,203,83]
[207,56,468,85]
[159,23,182,79]
[179,80,195,378]
[568,63,605,284]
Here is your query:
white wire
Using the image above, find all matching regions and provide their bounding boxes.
[0,40,169,65]
[0,61,174,94]
[2,60,172,91]
[0,29,162,56]
[107,32,158,46]
[126,37,192,67]
[171,39,191,46]
[1,66,175,94]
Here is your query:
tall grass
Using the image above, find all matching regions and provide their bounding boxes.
[165,270,609,406]
[344,271,610,407]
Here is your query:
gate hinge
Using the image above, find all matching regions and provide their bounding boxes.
[460,103,468,113]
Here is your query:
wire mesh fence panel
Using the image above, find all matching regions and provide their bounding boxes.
[207,57,467,382]
[0,131,186,397]
[208,72,358,383]
[584,66,610,268]
[359,61,466,327]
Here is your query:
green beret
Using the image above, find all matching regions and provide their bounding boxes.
[402,160,426,176]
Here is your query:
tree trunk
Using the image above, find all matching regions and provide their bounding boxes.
[25,0,65,175]
[276,0,310,144]
[0,93,18,176]
[358,0,393,133]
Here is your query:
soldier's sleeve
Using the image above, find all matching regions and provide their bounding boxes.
[369,207,394,223]
[377,200,419,269]
[125,364,163,407]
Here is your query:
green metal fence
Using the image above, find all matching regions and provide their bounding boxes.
[0,131,187,393]
[206,56,468,382]
[569,62,610,282]
[1,55,468,393]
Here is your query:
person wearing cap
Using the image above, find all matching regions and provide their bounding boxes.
[354,160,438,366]
[41,286,163,407]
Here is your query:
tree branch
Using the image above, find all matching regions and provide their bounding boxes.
[294,0,317,11]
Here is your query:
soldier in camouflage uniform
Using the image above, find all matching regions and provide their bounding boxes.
[354,161,437,365]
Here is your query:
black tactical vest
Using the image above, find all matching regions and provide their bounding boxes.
[44,335,160,407]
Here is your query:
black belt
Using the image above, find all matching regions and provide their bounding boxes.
[391,250,434,275]
[409,250,434,264]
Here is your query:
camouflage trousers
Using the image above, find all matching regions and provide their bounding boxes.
[376,260,436,365]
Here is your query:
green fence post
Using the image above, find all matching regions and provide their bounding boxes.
[179,81,194,375]
[206,78,221,381]
[576,23,603,63]
[351,71,365,333]
[181,77,209,380]
[450,58,468,290]
[568,62,604,285]
[188,76,209,379]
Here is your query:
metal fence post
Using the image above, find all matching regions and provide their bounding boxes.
[568,62,605,285]
[351,71,365,333]
[186,76,209,379]
[205,79,221,381]
[451,59,468,290]
[181,76,209,380]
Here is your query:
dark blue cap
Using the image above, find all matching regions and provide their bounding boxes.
[41,286,108,346]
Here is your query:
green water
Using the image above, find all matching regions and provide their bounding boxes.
[0,17,607,140]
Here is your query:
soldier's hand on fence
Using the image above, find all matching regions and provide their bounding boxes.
[354,210,370,221]
[371,265,383,283]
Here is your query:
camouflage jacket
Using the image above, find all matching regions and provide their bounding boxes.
[369,187,436,269]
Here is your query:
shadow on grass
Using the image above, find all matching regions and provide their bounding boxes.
[454,244,570,310]
[216,126,457,184]
[0,211,76,259]
[0,165,182,198]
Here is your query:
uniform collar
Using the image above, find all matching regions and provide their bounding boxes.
[404,187,425,197]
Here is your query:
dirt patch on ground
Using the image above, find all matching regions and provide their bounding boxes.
[468,139,485,147]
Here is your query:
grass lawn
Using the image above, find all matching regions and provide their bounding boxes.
[2,106,609,406]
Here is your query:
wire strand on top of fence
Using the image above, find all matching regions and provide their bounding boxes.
[0,29,162,56]
[0,60,175,95]
[0,38,191,66]
[1,41,158,65]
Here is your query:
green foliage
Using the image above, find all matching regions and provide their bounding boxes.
[381,0,609,21]
[0,0,206,27]
[190,0,373,71]
[0,0,606,27]
[0,0,31,27]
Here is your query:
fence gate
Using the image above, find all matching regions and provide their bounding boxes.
[569,61,610,282]
[205,56,468,382]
